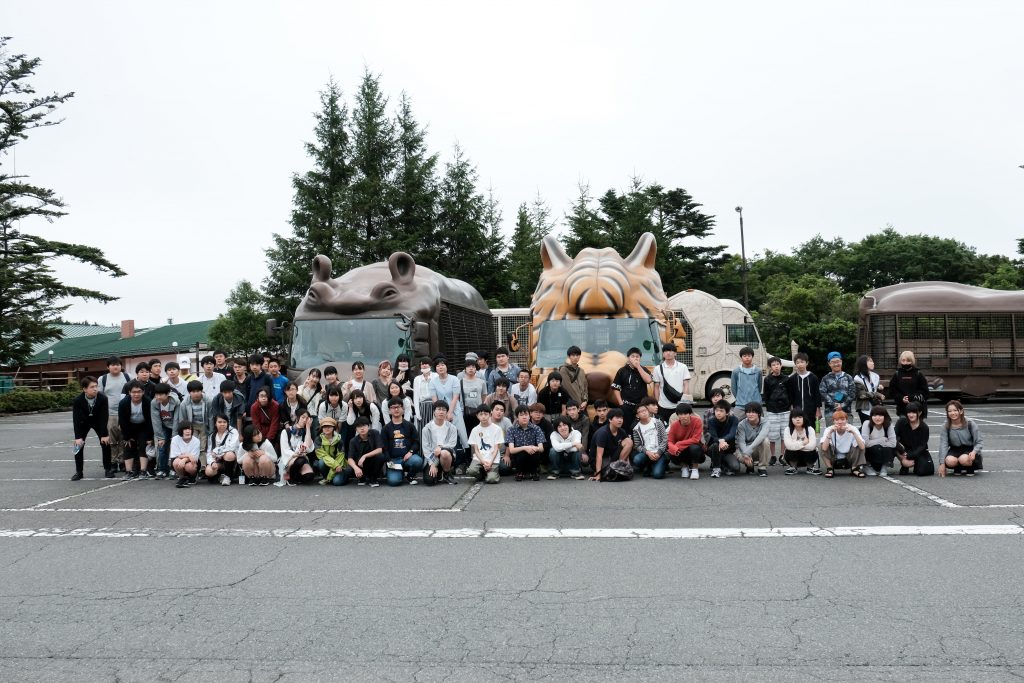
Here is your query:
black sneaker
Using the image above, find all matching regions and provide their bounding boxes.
[104,469,116,479]
[758,469,768,477]
[531,473,540,481]
[71,472,83,481]
[176,479,190,488]
[259,478,271,486]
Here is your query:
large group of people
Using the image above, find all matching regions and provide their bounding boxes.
[69,344,985,486]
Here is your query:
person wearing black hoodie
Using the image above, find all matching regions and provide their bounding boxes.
[786,352,821,425]
[888,350,929,418]
[761,356,790,465]
[71,377,110,480]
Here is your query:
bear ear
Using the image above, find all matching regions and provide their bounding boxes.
[625,232,658,270]
[388,252,416,286]
[311,255,332,283]
[540,236,572,270]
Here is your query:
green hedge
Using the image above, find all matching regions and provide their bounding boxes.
[0,388,78,413]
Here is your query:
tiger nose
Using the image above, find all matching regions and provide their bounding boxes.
[576,282,623,314]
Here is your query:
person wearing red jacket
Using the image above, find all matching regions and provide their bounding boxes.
[250,387,281,455]
[667,403,704,480]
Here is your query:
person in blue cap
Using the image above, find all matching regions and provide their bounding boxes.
[819,352,855,428]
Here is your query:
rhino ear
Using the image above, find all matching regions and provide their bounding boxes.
[540,236,571,270]
[388,252,416,286]
[311,255,332,283]
[625,232,658,270]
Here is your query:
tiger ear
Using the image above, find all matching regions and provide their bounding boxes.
[540,236,571,270]
[625,232,658,270]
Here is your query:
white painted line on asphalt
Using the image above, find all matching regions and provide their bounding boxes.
[1,524,1023,539]
[965,504,1024,509]
[972,418,1024,430]
[0,506,462,514]
[879,474,960,508]
[26,480,133,509]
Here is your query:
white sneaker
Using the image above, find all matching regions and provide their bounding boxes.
[864,466,878,477]
[711,468,721,478]
[879,466,889,477]
[689,468,699,480]
[680,466,690,479]
[219,474,230,486]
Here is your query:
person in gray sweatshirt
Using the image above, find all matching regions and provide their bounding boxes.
[735,401,770,476]
[938,400,984,477]
[150,383,181,478]
[420,400,459,486]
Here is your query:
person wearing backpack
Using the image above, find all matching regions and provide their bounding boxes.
[939,400,984,477]
[652,342,690,425]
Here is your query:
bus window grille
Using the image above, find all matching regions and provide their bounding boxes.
[869,315,897,369]
[674,313,694,368]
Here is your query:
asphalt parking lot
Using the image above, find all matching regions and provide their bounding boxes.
[1,403,1022,681]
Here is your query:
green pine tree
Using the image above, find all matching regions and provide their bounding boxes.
[349,68,398,264]
[435,144,490,290]
[0,38,125,367]
[263,79,355,318]
[386,91,439,264]
[506,194,552,307]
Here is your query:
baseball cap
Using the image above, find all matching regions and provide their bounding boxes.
[827,352,842,362]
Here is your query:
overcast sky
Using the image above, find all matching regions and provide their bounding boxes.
[4,1,1022,328]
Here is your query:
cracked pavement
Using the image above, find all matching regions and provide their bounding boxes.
[1,406,1023,681]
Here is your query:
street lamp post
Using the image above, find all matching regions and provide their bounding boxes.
[735,206,749,311]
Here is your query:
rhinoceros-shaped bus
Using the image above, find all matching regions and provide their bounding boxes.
[271,252,495,383]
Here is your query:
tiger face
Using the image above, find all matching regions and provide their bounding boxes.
[530,233,683,402]
[533,232,667,320]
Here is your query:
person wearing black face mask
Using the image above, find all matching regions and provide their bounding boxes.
[887,350,929,418]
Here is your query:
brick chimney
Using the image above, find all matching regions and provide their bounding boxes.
[120,320,135,339]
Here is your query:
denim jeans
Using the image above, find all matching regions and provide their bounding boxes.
[395,454,424,477]
[157,425,173,474]
[632,450,668,479]
[549,448,581,475]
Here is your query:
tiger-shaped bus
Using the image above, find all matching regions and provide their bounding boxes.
[507,232,682,403]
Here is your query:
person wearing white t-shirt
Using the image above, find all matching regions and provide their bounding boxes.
[467,404,504,484]
[549,416,585,480]
[818,410,866,478]
[170,423,201,487]
[652,342,691,425]
[412,357,438,430]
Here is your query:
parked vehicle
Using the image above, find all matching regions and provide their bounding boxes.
[858,281,1024,398]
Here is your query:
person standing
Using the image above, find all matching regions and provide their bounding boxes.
[652,342,690,425]
[71,377,110,480]
[487,347,521,394]
[888,350,930,419]
[198,356,227,403]
[785,352,821,427]
[761,356,790,466]
[118,381,154,480]
[99,356,127,475]
[730,346,762,421]
[611,347,652,430]
[557,346,589,412]
[853,355,884,425]
[819,352,855,428]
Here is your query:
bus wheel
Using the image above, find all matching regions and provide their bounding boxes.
[705,373,734,404]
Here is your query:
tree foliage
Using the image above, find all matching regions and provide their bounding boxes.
[263,78,354,318]
[560,177,728,296]
[207,280,268,357]
[506,195,551,307]
[0,37,124,367]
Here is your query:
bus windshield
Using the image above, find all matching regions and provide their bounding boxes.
[291,318,407,370]
[535,318,659,367]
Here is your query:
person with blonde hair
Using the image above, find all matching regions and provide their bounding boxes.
[888,350,929,418]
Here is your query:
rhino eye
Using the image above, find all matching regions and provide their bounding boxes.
[379,287,398,298]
